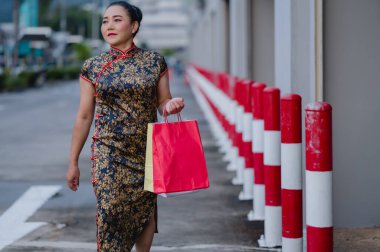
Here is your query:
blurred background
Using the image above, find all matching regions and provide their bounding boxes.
[1,0,380,251]
[0,0,191,91]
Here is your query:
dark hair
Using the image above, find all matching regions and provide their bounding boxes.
[107,1,143,37]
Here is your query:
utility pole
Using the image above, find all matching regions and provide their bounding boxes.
[13,0,19,68]
[58,0,66,67]
[92,0,99,54]
[60,0,67,32]
[92,0,99,40]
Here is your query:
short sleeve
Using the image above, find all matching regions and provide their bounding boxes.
[80,59,94,85]
[159,55,168,78]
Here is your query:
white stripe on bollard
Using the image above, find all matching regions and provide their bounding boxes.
[227,100,239,171]
[263,131,281,165]
[240,170,254,200]
[253,120,264,152]
[229,99,239,168]
[232,104,245,185]
[243,113,253,140]
[248,184,265,220]
[232,158,245,185]
[258,206,282,247]
[281,143,302,190]
[282,237,303,251]
[236,106,244,138]
[306,171,333,227]
[239,112,254,200]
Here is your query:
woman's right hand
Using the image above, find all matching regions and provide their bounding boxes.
[66,78,95,192]
[66,164,80,191]
[165,97,185,115]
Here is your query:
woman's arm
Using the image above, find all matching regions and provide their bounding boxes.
[157,72,185,115]
[66,78,95,191]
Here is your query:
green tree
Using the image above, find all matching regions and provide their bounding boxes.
[39,3,102,38]
[162,48,174,57]
[72,42,92,61]
[38,0,52,26]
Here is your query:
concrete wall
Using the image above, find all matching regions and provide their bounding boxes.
[213,0,229,72]
[324,0,380,227]
[188,0,229,72]
[188,0,380,228]
[290,0,312,104]
[188,3,213,69]
[229,0,250,78]
[274,0,313,100]
[274,0,292,92]
[250,0,274,86]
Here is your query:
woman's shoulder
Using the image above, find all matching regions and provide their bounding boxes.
[82,53,108,69]
[80,53,109,81]
[139,48,164,60]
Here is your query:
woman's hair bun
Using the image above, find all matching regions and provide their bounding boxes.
[134,6,143,23]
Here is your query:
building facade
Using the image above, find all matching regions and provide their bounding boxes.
[131,0,189,50]
[188,0,380,228]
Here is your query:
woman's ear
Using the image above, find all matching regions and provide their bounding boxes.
[132,21,139,34]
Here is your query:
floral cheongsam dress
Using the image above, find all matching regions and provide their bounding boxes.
[80,43,168,252]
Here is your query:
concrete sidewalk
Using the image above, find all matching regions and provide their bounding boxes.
[152,73,266,251]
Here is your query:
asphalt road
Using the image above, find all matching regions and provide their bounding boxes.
[0,76,266,252]
[1,73,378,252]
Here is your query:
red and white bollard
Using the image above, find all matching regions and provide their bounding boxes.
[226,77,239,172]
[217,73,231,157]
[232,79,245,185]
[226,81,235,157]
[248,82,266,221]
[206,73,222,144]
[258,87,282,247]
[239,80,254,200]
[305,102,333,252]
[281,94,303,251]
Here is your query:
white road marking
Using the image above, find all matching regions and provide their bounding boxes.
[12,241,96,250]
[10,241,281,251]
[0,185,62,250]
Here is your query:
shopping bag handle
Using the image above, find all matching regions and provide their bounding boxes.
[163,104,182,123]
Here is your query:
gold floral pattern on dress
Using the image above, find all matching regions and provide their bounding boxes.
[80,44,167,252]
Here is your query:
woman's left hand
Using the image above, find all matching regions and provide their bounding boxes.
[165,97,185,115]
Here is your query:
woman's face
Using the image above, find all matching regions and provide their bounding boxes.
[101,5,138,47]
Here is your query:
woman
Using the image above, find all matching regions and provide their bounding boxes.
[66,1,184,251]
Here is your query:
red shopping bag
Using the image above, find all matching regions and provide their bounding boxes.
[144,114,209,195]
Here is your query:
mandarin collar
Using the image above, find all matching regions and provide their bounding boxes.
[109,43,138,57]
